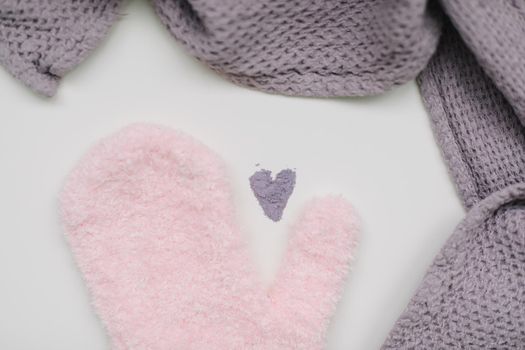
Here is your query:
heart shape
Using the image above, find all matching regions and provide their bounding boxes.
[249,169,296,222]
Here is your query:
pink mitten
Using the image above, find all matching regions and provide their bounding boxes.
[60,124,359,349]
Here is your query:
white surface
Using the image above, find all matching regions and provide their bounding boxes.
[0,1,464,349]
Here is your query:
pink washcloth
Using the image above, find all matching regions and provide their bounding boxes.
[60,124,359,349]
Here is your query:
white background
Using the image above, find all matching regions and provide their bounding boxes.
[0,1,464,349]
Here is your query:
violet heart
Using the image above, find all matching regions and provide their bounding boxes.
[249,168,296,222]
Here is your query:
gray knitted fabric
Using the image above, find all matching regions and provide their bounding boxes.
[383,23,525,349]
[0,0,441,97]
[152,0,441,96]
[1,0,524,348]
[0,0,122,96]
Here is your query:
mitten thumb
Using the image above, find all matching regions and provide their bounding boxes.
[267,196,359,348]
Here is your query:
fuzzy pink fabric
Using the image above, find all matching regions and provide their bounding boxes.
[60,124,359,350]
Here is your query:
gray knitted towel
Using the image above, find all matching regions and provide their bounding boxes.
[1,0,524,348]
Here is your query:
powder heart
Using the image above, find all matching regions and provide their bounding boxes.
[249,169,296,222]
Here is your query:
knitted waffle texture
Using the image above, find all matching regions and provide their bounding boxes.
[382,23,525,349]
[0,0,121,96]
[0,0,441,96]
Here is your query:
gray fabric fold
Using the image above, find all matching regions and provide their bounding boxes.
[0,0,441,97]
[153,0,442,96]
[440,0,525,125]
[385,183,525,348]
[383,24,525,348]
[0,0,122,96]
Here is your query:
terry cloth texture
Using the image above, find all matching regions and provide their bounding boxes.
[382,24,525,349]
[0,0,441,97]
[0,0,122,96]
[2,0,525,347]
[60,124,360,350]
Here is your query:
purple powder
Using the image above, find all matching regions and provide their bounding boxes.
[249,168,296,222]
